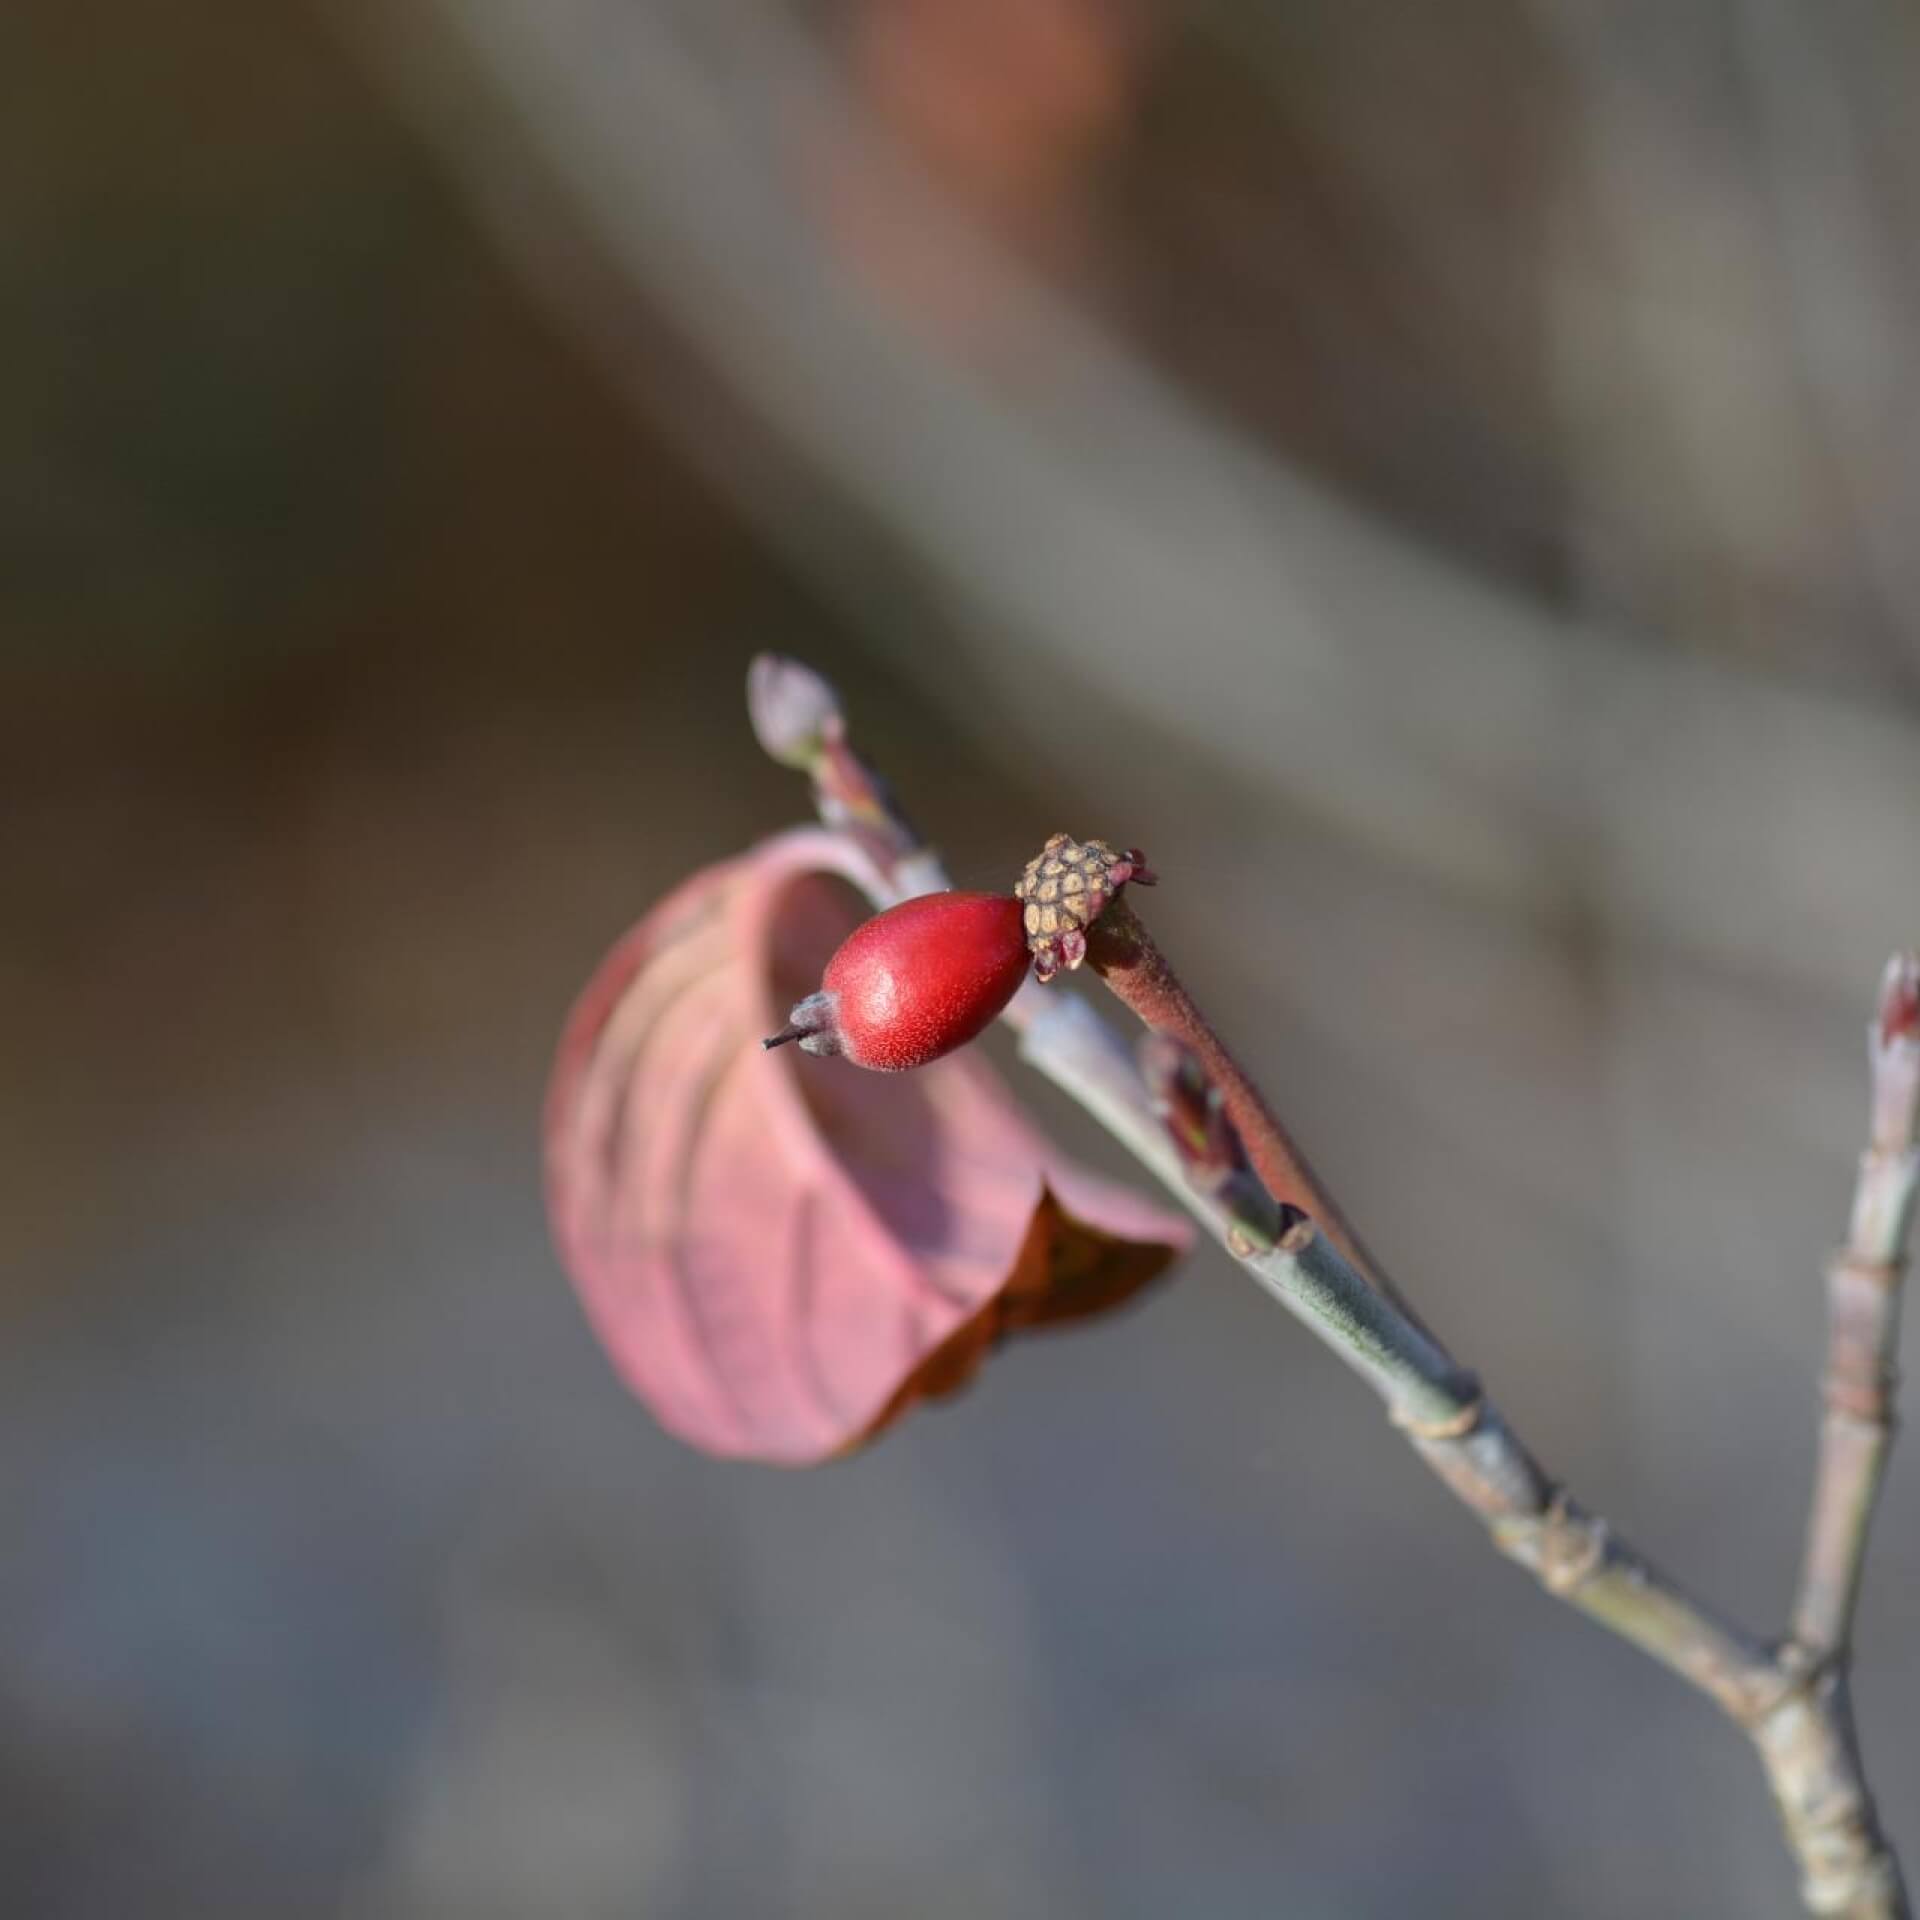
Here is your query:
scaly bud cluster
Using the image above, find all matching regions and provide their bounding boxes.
[1014,833,1154,982]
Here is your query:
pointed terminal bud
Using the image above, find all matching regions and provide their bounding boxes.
[747,652,927,876]
[765,891,1031,1072]
[1014,833,1151,981]
[747,653,845,771]
[1878,951,1920,1051]
[1869,950,1920,1157]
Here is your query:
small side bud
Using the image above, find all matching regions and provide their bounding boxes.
[1140,1031,1283,1252]
[748,654,845,770]
[1141,1033,1239,1187]
[1014,832,1151,981]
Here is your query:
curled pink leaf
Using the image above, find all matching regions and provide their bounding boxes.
[544,829,1193,1464]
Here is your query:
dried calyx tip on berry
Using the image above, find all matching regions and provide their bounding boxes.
[1014,833,1154,982]
[762,991,841,1057]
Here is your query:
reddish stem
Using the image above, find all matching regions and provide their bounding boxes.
[1085,896,1424,1325]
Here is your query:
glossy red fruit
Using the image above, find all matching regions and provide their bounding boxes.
[765,891,1030,1071]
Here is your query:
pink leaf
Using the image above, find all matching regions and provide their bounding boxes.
[544,828,1193,1464]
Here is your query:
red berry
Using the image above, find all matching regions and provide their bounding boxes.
[764,892,1030,1071]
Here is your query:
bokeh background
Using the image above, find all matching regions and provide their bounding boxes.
[7,3,1919,1914]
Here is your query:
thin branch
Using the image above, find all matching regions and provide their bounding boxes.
[1794,952,1920,1657]
[1120,952,1911,1920]
[1132,1033,1780,1724]
[1762,954,1920,1919]
[750,656,1911,1917]
[1083,892,1434,1331]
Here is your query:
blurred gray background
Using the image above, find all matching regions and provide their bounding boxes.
[5,3,1918,1914]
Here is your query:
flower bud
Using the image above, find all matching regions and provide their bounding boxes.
[1014,833,1154,981]
[747,653,845,770]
